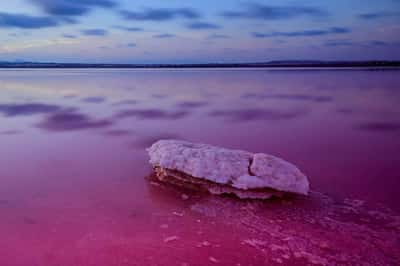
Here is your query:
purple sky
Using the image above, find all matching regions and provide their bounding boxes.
[0,0,399,63]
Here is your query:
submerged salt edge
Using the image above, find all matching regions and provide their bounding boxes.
[147,139,309,196]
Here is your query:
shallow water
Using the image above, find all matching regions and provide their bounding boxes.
[0,69,399,265]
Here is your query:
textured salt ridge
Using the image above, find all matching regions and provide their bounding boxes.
[147,140,309,195]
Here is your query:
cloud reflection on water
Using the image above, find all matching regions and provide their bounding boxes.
[82,96,106,103]
[116,109,190,120]
[209,108,308,122]
[37,109,113,132]
[356,122,400,132]
[0,130,21,135]
[0,103,62,117]
[241,93,333,103]
[112,99,138,106]
[103,129,133,136]
[176,101,209,109]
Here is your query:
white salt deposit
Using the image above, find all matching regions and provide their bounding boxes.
[147,140,309,196]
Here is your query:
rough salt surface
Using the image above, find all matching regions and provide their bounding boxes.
[147,140,309,195]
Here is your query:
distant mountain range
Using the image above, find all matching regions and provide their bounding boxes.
[0,60,399,68]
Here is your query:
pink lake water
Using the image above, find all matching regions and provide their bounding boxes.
[0,69,399,265]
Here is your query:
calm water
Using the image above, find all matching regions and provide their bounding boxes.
[0,69,399,265]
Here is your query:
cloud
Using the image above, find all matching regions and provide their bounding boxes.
[151,94,168,99]
[324,40,353,47]
[176,101,209,109]
[336,108,354,115]
[252,27,350,38]
[0,130,21,135]
[208,108,307,122]
[62,34,77,38]
[114,25,144,32]
[127,42,137,47]
[112,99,138,106]
[116,108,189,120]
[82,96,106,103]
[37,110,113,132]
[30,0,117,17]
[0,103,62,116]
[324,39,396,47]
[81,28,108,36]
[63,95,77,99]
[0,38,78,52]
[358,11,400,20]
[329,27,351,34]
[153,33,176,38]
[186,22,220,30]
[369,40,389,46]
[241,93,332,102]
[221,3,328,20]
[207,34,230,39]
[0,12,59,29]
[103,129,133,137]
[120,8,200,21]
[356,122,400,132]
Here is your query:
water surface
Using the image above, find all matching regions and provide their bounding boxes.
[0,69,399,265]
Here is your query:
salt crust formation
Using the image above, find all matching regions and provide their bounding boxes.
[147,140,309,199]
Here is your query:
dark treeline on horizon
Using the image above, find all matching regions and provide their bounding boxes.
[0,61,399,69]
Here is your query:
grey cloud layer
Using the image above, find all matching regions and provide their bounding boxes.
[253,27,350,38]
[358,11,400,20]
[0,12,59,29]
[186,22,220,30]
[114,26,144,32]
[120,8,200,21]
[153,33,176,38]
[29,0,117,17]
[221,3,328,20]
[81,29,108,36]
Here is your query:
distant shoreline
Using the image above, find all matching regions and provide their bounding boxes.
[0,61,399,69]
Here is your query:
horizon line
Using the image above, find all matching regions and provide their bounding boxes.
[1,60,400,69]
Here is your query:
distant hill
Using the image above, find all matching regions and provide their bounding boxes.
[0,60,399,68]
